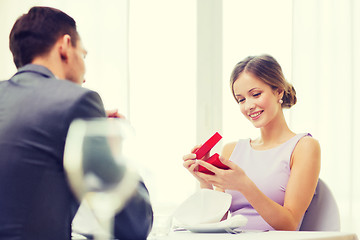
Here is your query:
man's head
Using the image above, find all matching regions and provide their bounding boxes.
[9,7,86,85]
[10,7,78,68]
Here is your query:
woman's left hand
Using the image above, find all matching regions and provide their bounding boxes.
[194,156,249,191]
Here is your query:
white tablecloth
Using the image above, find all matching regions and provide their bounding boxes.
[150,231,358,240]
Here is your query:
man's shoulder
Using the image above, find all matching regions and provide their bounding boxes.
[0,80,8,87]
[52,79,94,95]
[46,81,102,110]
[13,64,94,94]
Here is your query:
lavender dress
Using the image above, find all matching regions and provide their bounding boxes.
[225,133,311,230]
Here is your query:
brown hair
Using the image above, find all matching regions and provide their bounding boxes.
[230,54,297,109]
[9,7,79,68]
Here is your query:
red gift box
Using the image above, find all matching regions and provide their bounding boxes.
[198,153,230,175]
[195,132,230,174]
[195,132,222,159]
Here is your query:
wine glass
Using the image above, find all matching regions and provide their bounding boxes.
[64,118,140,240]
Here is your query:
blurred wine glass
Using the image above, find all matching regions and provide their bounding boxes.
[64,118,139,240]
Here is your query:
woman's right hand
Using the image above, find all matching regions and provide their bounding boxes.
[182,145,213,189]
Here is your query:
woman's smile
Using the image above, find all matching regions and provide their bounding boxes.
[249,110,264,120]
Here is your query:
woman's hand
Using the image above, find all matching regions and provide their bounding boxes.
[183,145,213,189]
[194,156,250,192]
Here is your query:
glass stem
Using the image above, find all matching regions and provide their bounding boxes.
[94,213,114,240]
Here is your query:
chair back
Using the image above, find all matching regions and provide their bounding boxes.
[300,179,340,231]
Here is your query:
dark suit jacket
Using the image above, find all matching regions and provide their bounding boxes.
[0,64,153,240]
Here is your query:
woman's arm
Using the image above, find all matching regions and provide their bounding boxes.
[213,142,237,192]
[196,136,321,230]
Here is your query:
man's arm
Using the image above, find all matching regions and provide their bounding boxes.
[69,90,153,239]
[114,181,153,240]
[67,90,107,221]
[68,90,106,120]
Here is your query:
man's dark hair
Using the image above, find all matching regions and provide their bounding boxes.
[9,6,79,68]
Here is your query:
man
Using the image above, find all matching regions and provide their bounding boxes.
[0,6,153,240]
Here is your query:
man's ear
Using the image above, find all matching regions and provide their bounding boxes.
[58,34,72,62]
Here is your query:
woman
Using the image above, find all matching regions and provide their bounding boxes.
[183,54,320,231]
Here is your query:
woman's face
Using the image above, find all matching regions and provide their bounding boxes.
[233,71,282,128]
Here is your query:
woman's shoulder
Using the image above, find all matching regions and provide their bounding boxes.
[223,141,238,151]
[291,134,321,167]
[296,134,320,150]
[221,142,237,160]
[221,140,248,160]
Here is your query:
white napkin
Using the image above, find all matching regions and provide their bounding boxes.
[173,189,232,226]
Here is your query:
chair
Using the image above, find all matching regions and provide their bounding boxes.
[300,179,341,231]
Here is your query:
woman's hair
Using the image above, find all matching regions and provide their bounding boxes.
[9,7,79,68]
[230,54,297,109]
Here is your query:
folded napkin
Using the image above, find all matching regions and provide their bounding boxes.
[173,189,232,226]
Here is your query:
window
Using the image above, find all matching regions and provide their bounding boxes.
[128,0,197,209]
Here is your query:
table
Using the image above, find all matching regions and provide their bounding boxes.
[150,231,358,240]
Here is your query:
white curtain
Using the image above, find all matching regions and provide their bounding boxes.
[128,0,197,210]
[291,0,360,234]
[0,0,130,116]
[0,0,197,216]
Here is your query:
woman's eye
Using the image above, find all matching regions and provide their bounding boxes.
[238,98,245,103]
[253,93,261,97]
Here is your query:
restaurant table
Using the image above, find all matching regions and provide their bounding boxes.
[149,230,358,240]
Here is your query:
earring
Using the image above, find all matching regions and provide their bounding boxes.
[279,99,283,104]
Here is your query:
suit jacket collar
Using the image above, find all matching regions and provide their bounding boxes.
[14,64,55,79]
